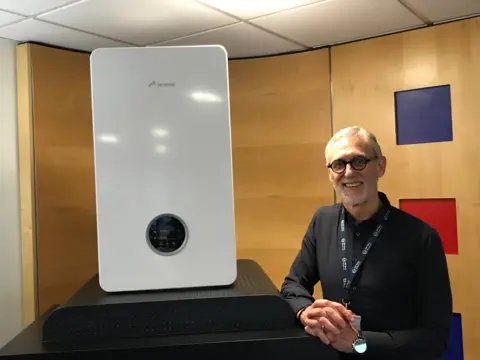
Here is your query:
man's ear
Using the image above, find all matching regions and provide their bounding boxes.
[328,170,335,183]
[377,156,387,177]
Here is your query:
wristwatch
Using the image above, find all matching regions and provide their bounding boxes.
[352,330,367,354]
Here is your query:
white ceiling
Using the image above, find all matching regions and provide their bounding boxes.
[0,0,478,59]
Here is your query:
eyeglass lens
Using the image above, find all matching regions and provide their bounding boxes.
[331,157,368,173]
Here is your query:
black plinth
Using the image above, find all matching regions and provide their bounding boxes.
[0,259,339,360]
[43,259,298,343]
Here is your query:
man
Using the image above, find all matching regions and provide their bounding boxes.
[280,126,452,360]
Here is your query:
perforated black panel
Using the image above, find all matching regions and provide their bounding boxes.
[41,260,297,343]
[43,296,293,342]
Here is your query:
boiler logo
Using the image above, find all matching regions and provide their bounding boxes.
[148,81,175,88]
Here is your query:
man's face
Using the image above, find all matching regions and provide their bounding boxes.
[326,136,386,206]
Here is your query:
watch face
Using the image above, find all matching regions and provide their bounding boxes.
[353,338,367,353]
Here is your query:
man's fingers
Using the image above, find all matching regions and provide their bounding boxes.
[317,329,332,345]
[303,316,321,328]
[311,299,354,322]
[303,310,330,329]
[311,299,332,308]
[324,307,348,329]
[308,304,353,326]
[304,325,317,337]
[309,306,347,328]
[326,331,337,343]
[304,326,331,345]
[306,307,328,318]
[331,303,354,322]
[318,317,341,335]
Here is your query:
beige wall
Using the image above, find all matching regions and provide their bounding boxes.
[0,38,23,347]
[229,50,333,291]
[16,43,98,319]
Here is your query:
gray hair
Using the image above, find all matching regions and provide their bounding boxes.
[325,126,383,161]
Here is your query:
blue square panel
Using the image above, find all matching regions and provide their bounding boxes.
[394,84,453,145]
[442,313,464,360]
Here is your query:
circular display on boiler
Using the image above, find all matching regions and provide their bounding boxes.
[146,214,188,255]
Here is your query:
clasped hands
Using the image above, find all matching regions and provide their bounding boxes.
[299,299,358,353]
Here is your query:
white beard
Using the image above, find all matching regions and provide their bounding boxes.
[335,180,376,206]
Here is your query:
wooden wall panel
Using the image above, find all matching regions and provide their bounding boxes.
[331,17,480,360]
[229,50,334,290]
[17,44,98,317]
[16,44,37,326]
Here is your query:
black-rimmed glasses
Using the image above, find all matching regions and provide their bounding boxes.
[327,156,378,174]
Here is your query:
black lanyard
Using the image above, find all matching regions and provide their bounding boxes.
[339,205,391,309]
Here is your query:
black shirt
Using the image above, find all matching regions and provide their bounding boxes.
[280,192,453,360]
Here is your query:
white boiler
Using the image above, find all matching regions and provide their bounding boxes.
[89,45,237,292]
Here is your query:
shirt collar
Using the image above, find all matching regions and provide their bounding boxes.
[344,192,391,225]
[373,192,391,223]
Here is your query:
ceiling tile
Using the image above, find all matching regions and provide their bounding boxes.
[196,0,323,20]
[0,19,130,52]
[38,0,239,46]
[403,0,480,23]
[0,10,24,26]
[0,0,80,16]
[252,0,425,47]
[152,22,304,58]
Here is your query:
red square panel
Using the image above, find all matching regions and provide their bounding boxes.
[399,198,458,255]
